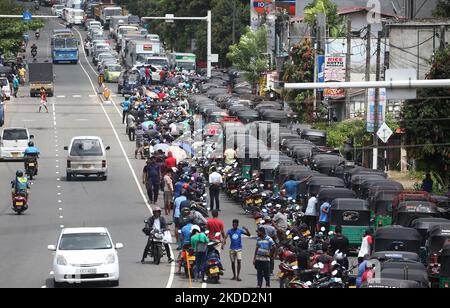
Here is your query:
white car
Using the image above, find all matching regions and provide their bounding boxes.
[0,127,33,159]
[51,4,65,17]
[48,227,123,287]
[0,77,11,100]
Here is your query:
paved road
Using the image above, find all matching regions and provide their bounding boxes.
[0,6,279,288]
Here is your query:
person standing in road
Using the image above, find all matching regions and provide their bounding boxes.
[84,40,90,57]
[319,199,331,233]
[222,219,250,281]
[126,112,136,141]
[223,146,237,165]
[38,87,48,113]
[141,207,173,264]
[18,66,26,85]
[163,169,174,216]
[206,210,226,242]
[190,225,209,282]
[174,190,188,248]
[305,193,318,236]
[330,225,350,268]
[120,95,131,124]
[358,230,373,264]
[165,151,177,169]
[208,167,223,211]
[145,66,152,86]
[135,124,145,159]
[143,157,161,204]
[12,75,19,98]
[253,227,276,288]
[261,217,277,275]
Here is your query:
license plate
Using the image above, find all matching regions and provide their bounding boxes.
[210,267,219,274]
[277,271,284,279]
[12,153,21,158]
[15,202,23,206]
[254,199,262,205]
[76,268,97,274]
[187,256,196,261]
[83,164,92,169]
[245,199,253,205]
[28,163,35,167]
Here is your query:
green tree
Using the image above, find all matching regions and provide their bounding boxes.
[0,0,44,57]
[401,47,450,185]
[304,0,345,37]
[433,0,450,17]
[282,38,315,122]
[227,26,269,91]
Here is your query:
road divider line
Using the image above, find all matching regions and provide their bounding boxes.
[75,27,177,289]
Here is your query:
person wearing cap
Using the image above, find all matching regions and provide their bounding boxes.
[141,207,173,264]
[254,227,275,288]
[190,225,209,281]
[143,157,161,204]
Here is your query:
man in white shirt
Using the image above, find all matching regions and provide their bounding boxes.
[209,167,223,211]
[305,194,318,236]
[224,146,237,165]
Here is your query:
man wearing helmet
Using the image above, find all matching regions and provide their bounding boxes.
[24,141,40,174]
[141,207,173,264]
[11,170,30,201]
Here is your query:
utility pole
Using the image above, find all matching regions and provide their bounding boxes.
[373,33,381,170]
[345,18,351,119]
[365,24,371,168]
[232,0,236,44]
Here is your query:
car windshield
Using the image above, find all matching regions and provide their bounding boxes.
[2,129,27,140]
[59,233,112,250]
[178,62,195,71]
[55,5,64,9]
[108,65,121,72]
[70,139,103,156]
[146,59,168,67]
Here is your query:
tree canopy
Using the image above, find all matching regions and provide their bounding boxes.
[227,26,269,89]
[433,0,450,17]
[401,47,450,184]
[304,0,345,38]
[0,0,44,57]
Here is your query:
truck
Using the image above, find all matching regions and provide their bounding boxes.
[169,52,197,73]
[124,39,161,68]
[109,15,128,38]
[94,4,127,29]
[66,8,85,25]
[118,31,147,57]
[65,0,83,9]
[29,63,54,97]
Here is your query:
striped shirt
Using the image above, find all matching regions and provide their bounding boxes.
[256,235,275,261]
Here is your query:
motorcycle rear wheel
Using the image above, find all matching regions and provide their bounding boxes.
[153,245,162,265]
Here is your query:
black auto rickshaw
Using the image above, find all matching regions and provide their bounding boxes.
[360,179,403,200]
[350,174,385,198]
[371,251,420,262]
[292,146,314,164]
[329,198,371,248]
[228,105,249,116]
[439,242,450,288]
[426,223,450,285]
[300,129,327,146]
[374,226,421,254]
[361,278,421,288]
[370,189,403,228]
[275,165,311,186]
[260,110,290,127]
[236,110,259,124]
[411,218,450,246]
[393,201,442,227]
[317,188,356,204]
[380,260,429,288]
[312,155,345,176]
[307,176,345,197]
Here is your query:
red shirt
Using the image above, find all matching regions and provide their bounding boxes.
[165,156,177,169]
[206,218,224,240]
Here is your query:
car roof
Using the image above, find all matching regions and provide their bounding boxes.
[70,136,102,141]
[2,127,28,131]
[62,227,108,235]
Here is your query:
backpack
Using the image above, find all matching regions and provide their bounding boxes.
[16,177,28,191]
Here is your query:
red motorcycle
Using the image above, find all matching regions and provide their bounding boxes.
[12,193,28,215]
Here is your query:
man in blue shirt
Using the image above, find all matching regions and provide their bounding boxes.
[24,141,40,175]
[319,199,331,233]
[173,192,187,249]
[253,227,275,288]
[120,95,131,124]
[282,174,299,200]
[223,219,250,281]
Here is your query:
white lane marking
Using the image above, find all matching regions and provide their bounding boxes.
[49,271,54,275]
[56,95,65,98]
[74,119,88,121]
[22,120,35,122]
[56,166,59,168]
[41,286,47,288]
[57,185,61,188]
[60,225,64,228]
[56,171,60,174]
[59,208,62,211]
[58,200,62,203]
[89,94,97,98]
[53,121,57,126]
[202,282,207,288]
[72,95,81,98]
[59,216,63,219]
[55,154,59,157]
[75,27,177,288]
[56,177,60,181]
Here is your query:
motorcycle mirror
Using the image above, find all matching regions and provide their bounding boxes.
[286,230,290,235]
[332,270,338,277]
[293,236,300,241]
[306,281,312,286]
[321,227,326,232]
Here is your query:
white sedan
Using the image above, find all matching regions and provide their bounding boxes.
[48,227,123,287]
[51,4,65,17]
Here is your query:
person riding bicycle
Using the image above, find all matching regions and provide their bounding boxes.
[11,170,30,200]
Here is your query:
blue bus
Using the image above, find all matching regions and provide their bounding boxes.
[51,30,79,64]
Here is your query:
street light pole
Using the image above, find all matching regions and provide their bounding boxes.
[142,11,213,78]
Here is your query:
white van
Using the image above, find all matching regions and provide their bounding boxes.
[64,136,110,181]
[0,77,11,100]
[67,8,84,25]
[0,127,33,160]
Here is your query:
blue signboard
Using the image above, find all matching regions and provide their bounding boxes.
[23,11,32,22]
[317,55,325,83]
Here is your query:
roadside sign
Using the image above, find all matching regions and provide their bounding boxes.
[377,122,393,143]
[208,54,218,62]
[385,69,417,100]
[23,11,32,22]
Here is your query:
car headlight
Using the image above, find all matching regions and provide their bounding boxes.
[56,255,67,266]
[104,253,116,265]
